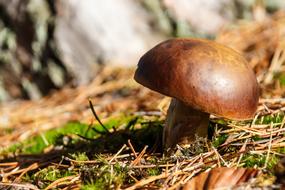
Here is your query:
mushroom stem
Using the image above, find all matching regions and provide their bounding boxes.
[163,98,210,149]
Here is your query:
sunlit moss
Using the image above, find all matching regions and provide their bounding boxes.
[212,134,228,148]
[80,163,127,190]
[241,153,279,170]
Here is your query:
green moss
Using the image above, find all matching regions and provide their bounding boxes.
[277,147,285,154]
[212,134,228,148]
[213,119,228,125]
[11,122,96,154]
[81,184,101,190]
[1,110,284,189]
[256,114,284,125]
[35,167,74,181]
[80,163,127,190]
[275,73,285,86]
[252,135,263,141]
[70,152,89,161]
[1,116,129,155]
[147,167,160,176]
[241,153,279,170]
[23,166,76,189]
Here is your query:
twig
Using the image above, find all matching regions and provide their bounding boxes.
[3,163,38,178]
[134,111,162,116]
[212,146,222,167]
[65,157,99,164]
[130,145,148,166]
[124,170,184,190]
[65,152,147,165]
[128,173,139,182]
[182,168,202,184]
[127,139,137,158]
[109,144,127,164]
[88,99,110,133]
[131,163,175,169]
[264,122,274,169]
[44,175,80,190]
[14,163,39,183]
[0,182,39,190]
[168,175,187,190]
[237,139,249,166]
[169,160,180,186]
[0,162,18,167]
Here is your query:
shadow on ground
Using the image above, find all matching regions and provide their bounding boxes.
[0,120,163,168]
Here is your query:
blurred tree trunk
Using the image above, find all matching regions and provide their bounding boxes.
[54,0,163,85]
[0,0,163,101]
[0,0,68,101]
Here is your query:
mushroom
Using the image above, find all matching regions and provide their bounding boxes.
[134,38,259,149]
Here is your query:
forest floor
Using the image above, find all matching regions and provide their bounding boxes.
[1,12,285,190]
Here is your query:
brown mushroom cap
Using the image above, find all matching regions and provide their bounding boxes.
[134,38,259,120]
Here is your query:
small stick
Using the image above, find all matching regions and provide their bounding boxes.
[168,175,188,190]
[212,146,221,167]
[250,112,260,127]
[109,144,127,164]
[237,139,248,166]
[130,145,148,166]
[131,163,175,169]
[165,162,169,177]
[65,152,142,164]
[229,125,263,136]
[183,168,202,184]
[264,122,274,169]
[182,156,200,171]
[169,160,183,186]
[44,175,80,190]
[182,162,205,172]
[128,173,139,182]
[259,98,285,103]
[65,156,99,164]
[0,182,39,190]
[169,176,186,190]
[14,163,39,182]
[0,162,18,167]
[124,170,184,190]
[127,139,138,158]
[216,149,229,167]
[88,99,109,133]
[3,165,19,173]
[3,164,38,178]
[164,161,185,187]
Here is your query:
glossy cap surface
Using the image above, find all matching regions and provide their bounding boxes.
[134,38,259,119]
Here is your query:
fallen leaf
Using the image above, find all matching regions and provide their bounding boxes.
[183,167,259,190]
